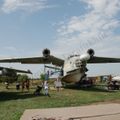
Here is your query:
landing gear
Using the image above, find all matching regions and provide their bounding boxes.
[77,71,93,88]
[77,74,87,86]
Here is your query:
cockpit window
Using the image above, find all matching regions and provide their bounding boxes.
[75,59,82,67]
[68,55,80,59]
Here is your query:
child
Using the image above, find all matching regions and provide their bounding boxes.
[44,81,50,97]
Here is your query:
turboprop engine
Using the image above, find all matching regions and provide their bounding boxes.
[42,48,50,58]
[87,48,95,57]
[80,49,95,62]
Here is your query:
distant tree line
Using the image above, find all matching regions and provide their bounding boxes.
[0,72,49,83]
[0,74,29,83]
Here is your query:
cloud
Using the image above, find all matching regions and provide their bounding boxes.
[1,0,51,13]
[82,0,120,17]
[54,0,120,56]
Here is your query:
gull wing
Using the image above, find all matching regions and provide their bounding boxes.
[0,55,64,66]
[88,56,120,63]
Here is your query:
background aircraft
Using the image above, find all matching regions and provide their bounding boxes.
[0,66,32,76]
[0,48,120,83]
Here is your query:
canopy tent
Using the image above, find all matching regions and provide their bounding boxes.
[112,76,120,81]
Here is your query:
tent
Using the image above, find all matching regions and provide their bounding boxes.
[112,76,120,81]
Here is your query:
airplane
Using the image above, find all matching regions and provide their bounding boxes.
[0,66,32,77]
[0,48,120,83]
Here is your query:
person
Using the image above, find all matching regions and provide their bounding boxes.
[113,81,119,90]
[34,85,42,96]
[5,81,9,89]
[26,80,30,91]
[54,77,62,92]
[107,81,113,90]
[115,81,120,90]
[21,81,25,92]
[44,81,50,97]
[16,82,20,90]
[45,71,49,81]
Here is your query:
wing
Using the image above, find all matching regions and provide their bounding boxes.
[0,55,64,66]
[88,56,120,63]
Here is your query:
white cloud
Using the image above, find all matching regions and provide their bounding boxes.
[54,0,120,56]
[82,0,120,17]
[1,0,51,13]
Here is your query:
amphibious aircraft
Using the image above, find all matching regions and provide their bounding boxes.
[0,66,32,76]
[0,48,120,83]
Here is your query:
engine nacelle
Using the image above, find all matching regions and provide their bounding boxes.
[80,53,90,61]
[42,48,50,58]
[87,48,95,57]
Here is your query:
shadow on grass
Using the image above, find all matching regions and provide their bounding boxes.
[0,91,44,101]
[64,84,115,93]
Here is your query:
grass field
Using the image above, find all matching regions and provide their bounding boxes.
[0,83,120,120]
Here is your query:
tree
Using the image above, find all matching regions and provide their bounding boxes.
[17,74,29,82]
[40,73,45,81]
[0,75,17,83]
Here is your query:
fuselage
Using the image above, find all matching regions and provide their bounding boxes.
[62,55,87,83]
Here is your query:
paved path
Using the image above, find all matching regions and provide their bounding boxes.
[20,103,120,120]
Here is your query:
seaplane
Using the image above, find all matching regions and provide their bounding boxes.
[0,48,120,83]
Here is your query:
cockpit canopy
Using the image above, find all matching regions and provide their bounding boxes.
[68,54,80,59]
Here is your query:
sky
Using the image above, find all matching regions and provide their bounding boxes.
[0,0,120,78]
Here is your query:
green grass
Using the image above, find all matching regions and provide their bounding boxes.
[0,83,120,120]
